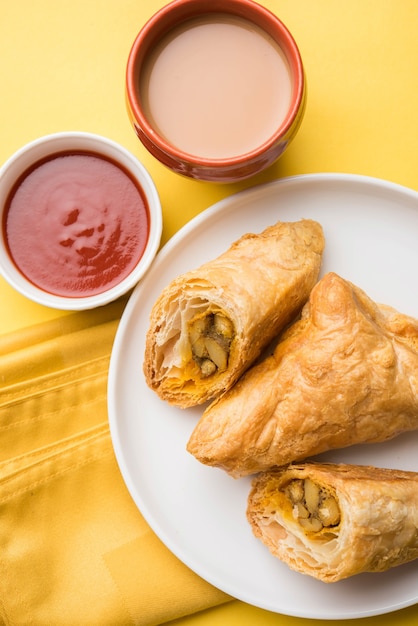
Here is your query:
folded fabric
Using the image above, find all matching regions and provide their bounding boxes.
[0,298,230,626]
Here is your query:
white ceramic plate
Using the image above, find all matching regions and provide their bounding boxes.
[108,174,418,620]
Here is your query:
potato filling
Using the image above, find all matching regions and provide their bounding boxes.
[284,478,341,534]
[188,313,234,377]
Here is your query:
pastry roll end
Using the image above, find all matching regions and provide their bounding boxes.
[144,219,324,408]
[247,463,418,582]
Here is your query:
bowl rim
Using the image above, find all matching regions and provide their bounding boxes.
[0,131,163,311]
[126,0,305,168]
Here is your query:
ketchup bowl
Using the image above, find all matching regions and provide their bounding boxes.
[126,0,306,182]
[0,132,162,310]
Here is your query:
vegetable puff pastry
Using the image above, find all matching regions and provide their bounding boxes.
[143,219,324,408]
[187,272,418,476]
[247,462,418,582]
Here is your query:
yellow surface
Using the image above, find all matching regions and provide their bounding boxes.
[0,1,417,624]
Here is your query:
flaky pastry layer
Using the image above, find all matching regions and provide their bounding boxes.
[143,219,324,408]
[187,272,418,475]
[247,462,418,582]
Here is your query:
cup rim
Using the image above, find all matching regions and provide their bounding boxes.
[126,0,305,168]
[0,131,162,310]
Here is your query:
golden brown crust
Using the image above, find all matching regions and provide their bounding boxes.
[143,219,324,408]
[247,462,418,582]
[187,272,418,475]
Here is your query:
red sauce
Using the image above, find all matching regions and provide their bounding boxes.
[3,151,150,297]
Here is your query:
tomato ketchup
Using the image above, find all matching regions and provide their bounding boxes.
[3,151,150,297]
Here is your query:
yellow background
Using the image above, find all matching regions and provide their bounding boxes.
[1,1,417,624]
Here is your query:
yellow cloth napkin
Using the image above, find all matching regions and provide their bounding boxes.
[0,299,230,626]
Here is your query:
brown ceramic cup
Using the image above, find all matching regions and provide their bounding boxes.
[126,0,306,182]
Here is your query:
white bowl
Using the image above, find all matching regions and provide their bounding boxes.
[0,131,162,310]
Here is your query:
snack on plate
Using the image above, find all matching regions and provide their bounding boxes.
[247,462,418,582]
[187,272,418,476]
[143,219,324,408]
